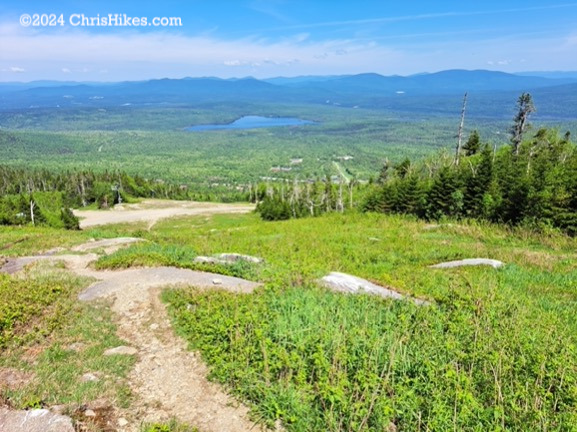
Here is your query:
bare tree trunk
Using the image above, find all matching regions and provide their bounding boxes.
[455,92,468,166]
[305,182,314,216]
[30,200,36,226]
[80,176,87,207]
[337,180,344,213]
[348,180,356,209]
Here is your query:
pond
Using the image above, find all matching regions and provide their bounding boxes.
[185,115,316,131]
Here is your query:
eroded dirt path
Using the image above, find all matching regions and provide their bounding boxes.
[74,199,255,229]
[1,238,268,432]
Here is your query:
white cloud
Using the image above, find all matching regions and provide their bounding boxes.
[224,60,244,66]
[0,19,576,80]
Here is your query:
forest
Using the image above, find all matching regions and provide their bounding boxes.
[256,94,577,235]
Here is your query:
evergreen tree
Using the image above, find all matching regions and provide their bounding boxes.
[426,167,462,220]
[463,144,494,218]
[463,130,481,156]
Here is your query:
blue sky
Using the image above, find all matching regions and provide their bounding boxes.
[1,0,576,81]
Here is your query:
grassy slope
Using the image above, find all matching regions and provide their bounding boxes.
[86,211,577,431]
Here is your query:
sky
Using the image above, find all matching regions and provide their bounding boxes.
[1,0,577,81]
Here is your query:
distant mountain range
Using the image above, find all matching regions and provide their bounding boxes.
[1,70,576,119]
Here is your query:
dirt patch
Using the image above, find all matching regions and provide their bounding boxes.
[0,368,35,393]
[74,200,254,229]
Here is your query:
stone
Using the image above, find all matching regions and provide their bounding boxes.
[118,417,129,427]
[149,323,159,330]
[216,253,264,264]
[212,278,223,285]
[194,256,224,264]
[81,373,100,382]
[67,342,85,352]
[429,258,504,269]
[321,272,430,306]
[84,409,96,417]
[0,408,75,432]
[103,346,138,356]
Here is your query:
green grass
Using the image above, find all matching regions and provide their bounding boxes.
[0,262,134,412]
[141,419,199,432]
[2,208,577,430]
[145,211,577,431]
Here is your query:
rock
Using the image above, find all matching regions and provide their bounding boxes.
[103,346,138,356]
[212,278,223,285]
[67,342,85,352]
[149,323,159,331]
[368,237,381,242]
[118,417,129,427]
[0,408,75,432]
[429,258,504,269]
[216,253,264,264]
[321,272,430,306]
[80,373,100,382]
[84,409,96,417]
[194,256,224,264]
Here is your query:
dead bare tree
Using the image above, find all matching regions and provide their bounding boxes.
[455,92,468,166]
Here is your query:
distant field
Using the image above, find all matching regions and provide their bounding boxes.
[0,105,513,185]
[1,101,575,187]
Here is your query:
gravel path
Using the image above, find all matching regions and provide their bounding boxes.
[1,236,269,432]
[74,199,254,229]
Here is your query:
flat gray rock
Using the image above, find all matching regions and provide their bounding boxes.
[78,267,260,301]
[0,408,74,432]
[216,253,264,264]
[429,258,504,269]
[194,256,225,264]
[321,272,430,306]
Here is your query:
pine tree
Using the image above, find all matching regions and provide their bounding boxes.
[426,167,462,220]
[463,144,494,217]
[463,130,481,156]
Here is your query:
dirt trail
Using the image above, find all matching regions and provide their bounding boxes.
[1,237,269,431]
[74,199,255,229]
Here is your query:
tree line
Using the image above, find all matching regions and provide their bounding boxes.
[362,94,577,234]
[0,166,246,229]
[256,93,577,235]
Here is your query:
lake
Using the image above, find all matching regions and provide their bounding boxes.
[185,115,316,131]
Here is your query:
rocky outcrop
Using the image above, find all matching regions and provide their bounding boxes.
[194,253,264,265]
[429,258,504,269]
[0,408,74,432]
[320,272,430,306]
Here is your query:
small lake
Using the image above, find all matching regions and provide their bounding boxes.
[185,115,316,131]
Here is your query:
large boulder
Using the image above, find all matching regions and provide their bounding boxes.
[429,258,504,269]
[321,272,430,306]
[0,408,74,432]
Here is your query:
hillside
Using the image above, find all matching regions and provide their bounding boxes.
[1,206,576,431]
[1,70,577,118]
